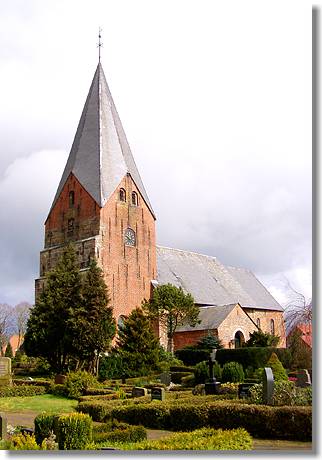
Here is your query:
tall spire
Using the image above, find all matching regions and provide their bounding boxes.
[49,63,155,218]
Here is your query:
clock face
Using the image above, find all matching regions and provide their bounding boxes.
[124,228,136,246]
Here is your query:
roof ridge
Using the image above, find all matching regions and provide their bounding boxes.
[156,245,219,261]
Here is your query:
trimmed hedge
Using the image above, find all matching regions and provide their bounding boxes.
[12,379,52,388]
[0,385,47,397]
[216,347,292,370]
[83,399,311,441]
[57,413,92,450]
[35,412,92,450]
[169,366,195,373]
[114,427,252,450]
[93,421,146,443]
[83,388,114,396]
[170,372,193,384]
[175,349,209,365]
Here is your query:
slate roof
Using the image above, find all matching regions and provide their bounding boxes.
[176,304,237,332]
[156,246,283,312]
[49,63,154,217]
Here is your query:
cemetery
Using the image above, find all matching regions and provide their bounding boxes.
[0,347,312,451]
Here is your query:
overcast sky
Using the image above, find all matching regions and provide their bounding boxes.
[0,0,312,307]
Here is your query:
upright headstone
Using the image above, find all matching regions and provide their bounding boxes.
[0,413,7,440]
[263,367,274,405]
[296,369,311,388]
[159,372,171,386]
[132,387,148,398]
[0,357,12,387]
[151,387,166,401]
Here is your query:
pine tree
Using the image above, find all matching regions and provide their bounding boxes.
[117,307,160,376]
[76,259,116,372]
[24,244,83,373]
[265,352,288,381]
[4,341,13,358]
[196,333,223,351]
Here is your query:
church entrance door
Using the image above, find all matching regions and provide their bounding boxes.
[234,330,245,348]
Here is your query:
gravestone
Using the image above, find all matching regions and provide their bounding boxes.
[160,372,171,386]
[238,383,256,399]
[151,387,165,401]
[263,367,274,405]
[0,413,7,440]
[296,369,311,388]
[132,387,148,398]
[0,357,12,387]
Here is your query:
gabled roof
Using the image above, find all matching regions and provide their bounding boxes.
[176,304,237,332]
[49,63,155,217]
[156,246,283,312]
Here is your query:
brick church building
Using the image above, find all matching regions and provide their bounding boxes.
[36,62,286,350]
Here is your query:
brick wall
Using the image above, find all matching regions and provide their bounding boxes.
[244,308,286,347]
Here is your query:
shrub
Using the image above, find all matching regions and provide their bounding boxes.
[221,362,244,383]
[0,385,46,397]
[181,374,195,388]
[196,333,223,351]
[12,379,52,388]
[83,388,113,396]
[63,371,99,398]
[57,413,93,450]
[169,366,195,373]
[170,372,193,384]
[265,353,288,381]
[34,413,59,445]
[175,348,209,365]
[219,383,239,396]
[249,381,312,407]
[10,433,41,450]
[93,421,146,443]
[48,384,67,397]
[115,428,252,450]
[216,347,292,370]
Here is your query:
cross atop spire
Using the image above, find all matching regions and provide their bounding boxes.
[97,27,103,62]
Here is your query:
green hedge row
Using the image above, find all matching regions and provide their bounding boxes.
[0,385,47,397]
[34,412,92,450]
[174,349,209,365]
[93,421,146,443]
[112,427,252,450]
[216,347,292,370]
[78,398,311,441]
[12,379,52,388]
[170,372,193,384]
[83,388,114,396]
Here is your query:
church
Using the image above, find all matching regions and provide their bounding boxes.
[35,62,286,350]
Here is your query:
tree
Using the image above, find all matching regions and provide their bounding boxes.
[76,259,116,373]
[196,333,223,351]
[4,341,13,358]
[143,284,200,353]
[0,304,13,356]
[265,352,288,381]
[24,245,83,373]
[287,328,312,370]
[245,330,280,347]
[14,302,31,349]
[117,307,160,376]
[283,279,312,334]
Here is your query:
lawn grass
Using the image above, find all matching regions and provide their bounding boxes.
[0,394,77,413]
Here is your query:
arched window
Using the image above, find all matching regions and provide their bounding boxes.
[256,318,261,328]
[69,191,75,208]
[270,319,275,335]
[131,191,138,206]
[119,188,126,202]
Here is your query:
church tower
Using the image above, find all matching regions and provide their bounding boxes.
[35,63,157,325]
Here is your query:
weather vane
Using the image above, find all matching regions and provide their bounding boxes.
[97,27,103,62]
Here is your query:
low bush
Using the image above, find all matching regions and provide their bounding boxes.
[9,433,42,450]
[90,398,312,440]
[249,381,312,407]
[12,379,52,388]
[219,383,239,396]
[181,374,195,387]
[83,388,113,396]
[93,421,146,443]
[57,413,92,450]
[170,372,193,384]
[221,362,244,383]
[48,384,67,397]
[34,413,59,445]
[78,394,121,403]
[0,385,47,397]
[63,371,99,399]
[113,427,252,450]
